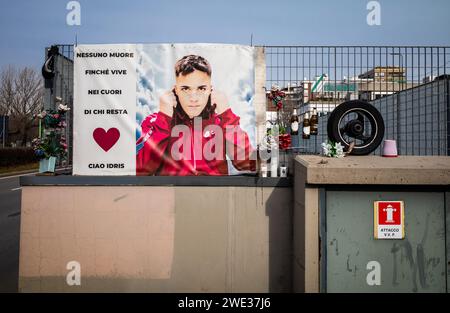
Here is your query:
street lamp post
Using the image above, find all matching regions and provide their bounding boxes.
[390,52,404,154]
[1,115,5,148]
[390,52,404,91]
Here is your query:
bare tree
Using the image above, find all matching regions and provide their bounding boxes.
[0,66,16,116]
[0,66,43,145]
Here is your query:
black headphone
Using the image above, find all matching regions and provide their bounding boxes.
[171,89,216,126]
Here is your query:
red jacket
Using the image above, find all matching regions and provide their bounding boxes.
[136,108,256,176]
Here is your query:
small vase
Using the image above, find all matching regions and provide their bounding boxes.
[39,156,56,173]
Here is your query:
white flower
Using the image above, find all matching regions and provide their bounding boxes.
[321,142,331,157]
[335,142,345,158]
[322,141,345,158]
[58,103,70,112]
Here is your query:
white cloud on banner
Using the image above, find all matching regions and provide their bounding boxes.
[135,43,256,147]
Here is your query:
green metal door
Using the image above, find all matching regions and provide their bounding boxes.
[325,191,446,293]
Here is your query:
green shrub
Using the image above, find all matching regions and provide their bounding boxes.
[0,148,38,167]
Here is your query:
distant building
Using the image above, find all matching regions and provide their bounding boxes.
[357,67,418,101]
[268,67,423,118]
[358,66,406,82]
[300,74,359,114]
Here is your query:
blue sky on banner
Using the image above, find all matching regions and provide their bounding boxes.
[0,0,450,69]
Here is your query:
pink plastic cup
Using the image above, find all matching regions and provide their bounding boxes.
[382,140,398,157]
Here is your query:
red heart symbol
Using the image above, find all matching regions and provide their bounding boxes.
[93,128,120,152]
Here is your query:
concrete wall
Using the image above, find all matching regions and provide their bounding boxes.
[19,185,292,292]
[292,161,319,293]
[19,156,450,293]
[294,155,450,293]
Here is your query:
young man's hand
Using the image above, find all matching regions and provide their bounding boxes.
[159,90,177,117]
[211,90,229,115]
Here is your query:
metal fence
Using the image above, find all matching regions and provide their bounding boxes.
[44,45,74,165]
[47,45,450,158]
[263,46,450,156]
[301,78,450,156]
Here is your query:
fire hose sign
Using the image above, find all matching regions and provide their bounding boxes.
[374,201,405,239]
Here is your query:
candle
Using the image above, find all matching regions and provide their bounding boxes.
[261,166,268,178]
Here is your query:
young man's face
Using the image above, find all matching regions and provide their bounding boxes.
[175,70,211,119]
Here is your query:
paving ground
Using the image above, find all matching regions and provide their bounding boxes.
[0,173,30,293]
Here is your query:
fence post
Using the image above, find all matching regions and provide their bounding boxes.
[447,78,450,156]
[396,92,401,155]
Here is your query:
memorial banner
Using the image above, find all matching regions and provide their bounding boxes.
[73,44,257,175]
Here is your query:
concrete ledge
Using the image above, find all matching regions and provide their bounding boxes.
[295,155,450,185]
[20,175,292,187]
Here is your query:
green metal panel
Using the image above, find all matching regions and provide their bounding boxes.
[326,191,446,293]
[323,83,357,92]
[446,192,450,293]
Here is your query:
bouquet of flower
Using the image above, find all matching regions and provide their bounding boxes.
[266,85,293,150]
[267,84,286,111]
[32,134,67,160]
[37,104,69,128]
[265,126,291,151]
[321,141,345,158]
[278,132,291,150]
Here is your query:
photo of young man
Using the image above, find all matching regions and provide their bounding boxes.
[136,54,256,176]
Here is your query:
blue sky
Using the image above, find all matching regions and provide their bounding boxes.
[0,0,449,70]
